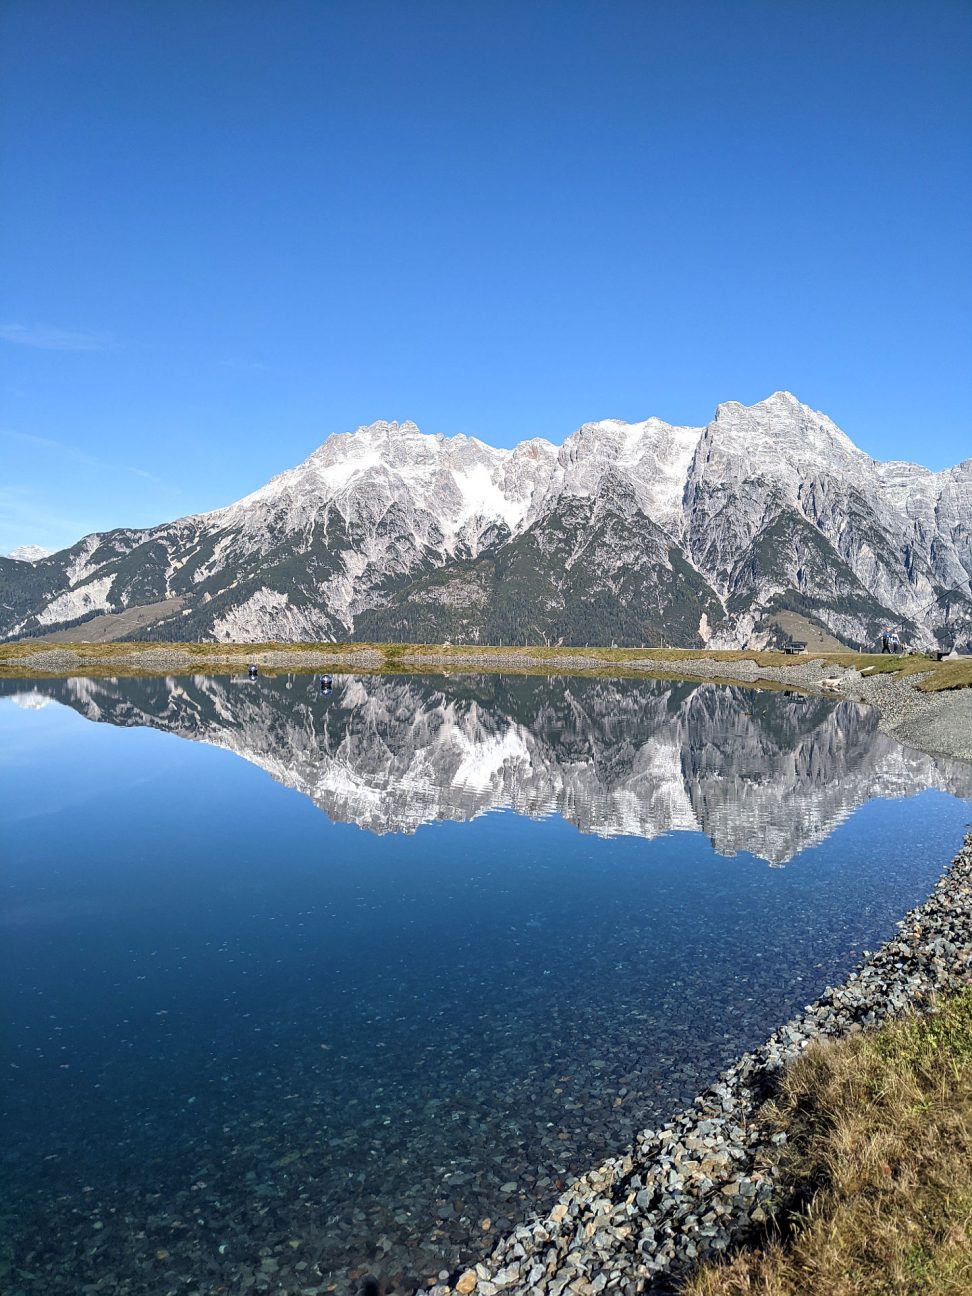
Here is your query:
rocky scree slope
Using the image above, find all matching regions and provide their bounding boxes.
[2,393,969,649]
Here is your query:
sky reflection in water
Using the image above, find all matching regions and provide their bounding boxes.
[1,674,970,1293]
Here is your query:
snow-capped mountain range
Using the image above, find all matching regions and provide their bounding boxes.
[2,392,970,648]
[4,674,970,863]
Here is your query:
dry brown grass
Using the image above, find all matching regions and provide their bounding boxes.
[0,640,968,689]
[845,652,972,692]
[686,987,972,1296]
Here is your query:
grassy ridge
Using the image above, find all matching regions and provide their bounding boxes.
[0,640,969,689]
[687,987,972,1296]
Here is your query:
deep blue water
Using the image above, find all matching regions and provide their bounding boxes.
[1,674,970,1294]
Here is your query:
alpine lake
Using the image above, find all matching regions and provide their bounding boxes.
[2,671,971,1295]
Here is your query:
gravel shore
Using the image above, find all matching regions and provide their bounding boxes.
[0,645,386,674]
[419,830,972,1296]
[844,668,972,763]
[4,646,970,764]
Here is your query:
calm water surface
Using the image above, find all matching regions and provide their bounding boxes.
[2,673,971,1294]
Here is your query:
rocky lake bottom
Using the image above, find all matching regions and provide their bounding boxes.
[2,673,971,1294]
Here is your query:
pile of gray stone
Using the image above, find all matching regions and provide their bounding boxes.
[420,831,972,1296]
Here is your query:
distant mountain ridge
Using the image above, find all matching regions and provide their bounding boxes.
[5,545,51,563]
[2,393,969,649]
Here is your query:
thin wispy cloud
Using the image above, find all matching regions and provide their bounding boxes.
[0,485,91,552]
[0,322,113,352]
[1,428,166,487]
[4,428,99,466]
[129,466,166,484]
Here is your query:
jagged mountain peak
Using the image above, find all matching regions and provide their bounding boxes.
[715,390,817,416]
[3,393,969,651]
[555,413,702,534]
[750,389,805,410]
[710,391,862,455]
[296,420,515,490]
[200,416,562,583]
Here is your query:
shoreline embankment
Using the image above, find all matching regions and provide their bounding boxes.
[423,830,972,1296]
[1,642,970,764]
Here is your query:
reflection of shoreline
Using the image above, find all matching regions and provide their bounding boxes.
[4,674,970,863]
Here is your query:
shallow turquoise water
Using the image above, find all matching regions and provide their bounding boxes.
[1,674,970,1293]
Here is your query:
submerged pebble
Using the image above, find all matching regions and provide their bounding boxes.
[3,675,970,1295]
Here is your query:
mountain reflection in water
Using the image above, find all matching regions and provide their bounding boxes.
[4,672,972,1294]
[4,672,971,863]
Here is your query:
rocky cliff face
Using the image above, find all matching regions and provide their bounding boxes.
[7,674,971,864]
[3,394,969,649]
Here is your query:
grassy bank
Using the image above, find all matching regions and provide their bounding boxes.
[0,639,969,690]
[687,987,972,1296]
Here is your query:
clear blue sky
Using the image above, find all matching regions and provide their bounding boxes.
[1,0,970,554]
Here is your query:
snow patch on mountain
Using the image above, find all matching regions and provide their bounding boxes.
[556,415,703,534]
[3,393,970,649]
[5,544,51,563]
